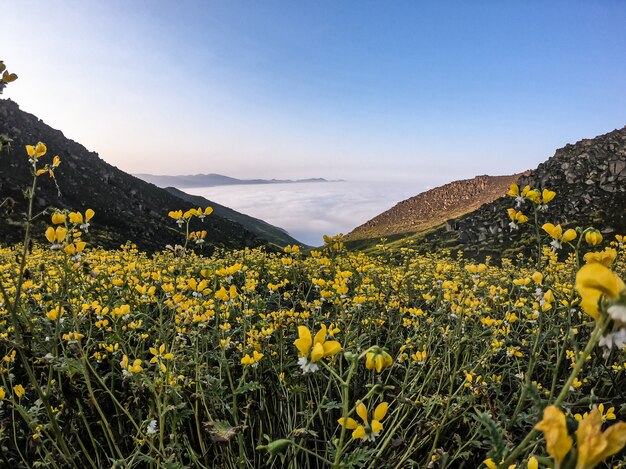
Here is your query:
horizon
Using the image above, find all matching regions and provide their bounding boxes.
[3,1,625,183]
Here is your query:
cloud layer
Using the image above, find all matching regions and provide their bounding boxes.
[186,180,427,246]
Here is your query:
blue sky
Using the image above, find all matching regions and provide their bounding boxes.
[3,1,626,183]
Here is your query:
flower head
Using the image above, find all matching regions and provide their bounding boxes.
[535,405,573,465]
[338,401,389,442]
[575,263,625,319]
[294,324,341,373]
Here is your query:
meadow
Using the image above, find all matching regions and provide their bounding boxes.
[1,143,626,468]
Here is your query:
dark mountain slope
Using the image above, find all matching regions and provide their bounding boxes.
[0,99,266,252]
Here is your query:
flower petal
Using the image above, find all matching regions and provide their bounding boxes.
[313,324,327,345]
[373,402,389,421]
[310,342,324,362]
[356,402,368,424]
[352,425,366,440]
[338,417,358,430]
[322,341,341,357]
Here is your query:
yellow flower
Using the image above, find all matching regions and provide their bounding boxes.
[507,208,529,229]
[535,405,573,465]
[575,263,625,319]
[583,248,617,267]
[542,223,576,249]
[541,189,556,204]
[51,212,66,224]
[338,401,389,441]
[25,142,47,158]
[241,351,264,367]
[508,183,520,197]
[13,384,26,399]
[527,456,538,469]
[0,387,5,400]
[585,230,603,246]
[365,349,393,372]
[45,226,67,245]
[120,355,143,374]
[294,324,341,373]
[483,459,516,469]
[575,406,626,469]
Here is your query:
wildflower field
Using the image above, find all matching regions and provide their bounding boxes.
[1,143,626,469]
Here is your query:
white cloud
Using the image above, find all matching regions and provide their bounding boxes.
[186,180,429,246]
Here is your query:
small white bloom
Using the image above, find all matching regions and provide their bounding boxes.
[608,305,626,324]
[147,419,158,435]
[298,357,319,374]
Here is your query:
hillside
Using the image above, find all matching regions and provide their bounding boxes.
[353,126,626,259]
[0,99,274,252]
[345,173,526,241]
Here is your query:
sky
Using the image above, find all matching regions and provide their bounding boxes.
[2,1,626,183]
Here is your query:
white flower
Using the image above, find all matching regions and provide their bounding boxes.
[549,239,562,250]
[297,357,319,374]
[147,419,158,435]
[608,305,626,324]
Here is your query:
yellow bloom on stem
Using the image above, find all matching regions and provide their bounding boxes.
[25,142,46,158]
[542,223,577,249]
[51,212,66,224]
[508,183,520,197]
[294,324,341,373]
[535,405,573,465]
[584,248,617,267]
[585,230,603,246]
[541,189,557,204]
[507,208,529,229]
[365,349,393,372]
[338,401,389,442]
[69,212,83,224]
[13,384,26,399]
[575,263,625,319]
[241,351,264,367]
[0,387,5,400]
[575,406,626,469]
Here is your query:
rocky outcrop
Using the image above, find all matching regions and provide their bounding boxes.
[421,126,626,258]
[0,99,268,252]
[346,174,526,241]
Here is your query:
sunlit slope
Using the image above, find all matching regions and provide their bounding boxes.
[348,126,626,259]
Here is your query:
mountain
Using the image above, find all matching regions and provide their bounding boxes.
[0,99,292,252]
[350,126,626,259]
[345,173,526,241]
[134,173,333,188]
[163,186,305,247]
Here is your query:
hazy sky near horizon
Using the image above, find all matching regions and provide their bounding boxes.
[3,1,626,183]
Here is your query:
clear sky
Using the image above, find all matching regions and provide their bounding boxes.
[3,1,626,183]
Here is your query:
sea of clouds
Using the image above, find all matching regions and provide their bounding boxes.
[185,180,432,246]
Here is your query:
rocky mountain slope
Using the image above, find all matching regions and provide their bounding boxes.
[357,126,626,259]
[345,173,526,241]
[0,99,293,252]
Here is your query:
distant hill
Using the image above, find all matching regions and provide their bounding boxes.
[349,126,626,259]
[164,186,305,247]
[0,99,297,252]
[134,173,334,188]
[345,173,526,241]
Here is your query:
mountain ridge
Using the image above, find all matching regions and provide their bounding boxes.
[134,172,338,188]
[0,99,297,251]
